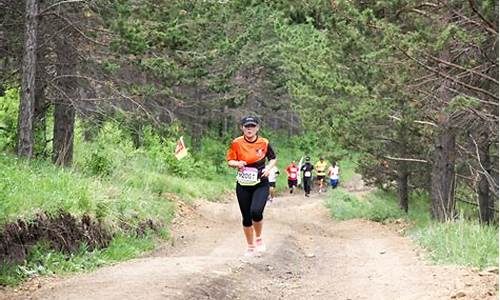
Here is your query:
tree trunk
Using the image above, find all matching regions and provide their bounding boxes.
[396,115,410,213]
[431,6,456,222]
[80,88,101,142]
[222,105,228,137]
[53,38,77,166]
[477,134,491,224]
[131,122,143,149]
[397,162,409,213]
[34,73,47,157]
[34,40,49,158]
[431,119,456,221]
[17,0,38,158]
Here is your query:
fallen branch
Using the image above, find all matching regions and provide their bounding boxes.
[384,156,428,163]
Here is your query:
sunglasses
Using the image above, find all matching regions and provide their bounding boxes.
[244,124,257,128]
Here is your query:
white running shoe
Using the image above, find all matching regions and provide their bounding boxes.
[255,238,266,253]
[244,247,256,257]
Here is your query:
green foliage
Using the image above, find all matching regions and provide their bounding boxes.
[0,151,178,229]
[0,234,158,286]
[326,187,498,269]
[83,148,114,177]
[364,191,404,222]
[2,0,498,285]
[0,154,94,224]
[72,120,234,201]
[411,219,498,269]
[0,88,19,152]
[326,189,402,222]
[325,190,369,220]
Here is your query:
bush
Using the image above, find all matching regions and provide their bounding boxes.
[411,218,499,269]
[84,149,114,177]
[364,192,403,223]
[0,88,19,152]
[325,190,369,220]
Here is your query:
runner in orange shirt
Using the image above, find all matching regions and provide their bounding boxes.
[227,116,277,257]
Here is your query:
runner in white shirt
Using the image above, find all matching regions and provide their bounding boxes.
[328,161,340,189]
[267,166,279,203]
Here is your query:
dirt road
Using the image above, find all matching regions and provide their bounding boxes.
[2,188,498,300]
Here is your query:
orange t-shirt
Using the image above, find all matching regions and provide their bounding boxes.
[226,136,275,168]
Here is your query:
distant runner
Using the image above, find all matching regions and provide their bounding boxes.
[301,157,314,197]
[328,161,340,189]
[315,157,328,193]
[226,116,277,257]
[286,161,299,194]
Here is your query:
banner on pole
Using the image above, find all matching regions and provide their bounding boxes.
[297,156,304,186]
[174,136,188,160]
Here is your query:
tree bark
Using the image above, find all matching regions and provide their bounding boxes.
[397,161,409,213]
[53,38,77,166]
[431,118,456,221]
[34,40,49,157]
[17,0,38,158]
[430,4,456,222]
[222,105,228,137]
[396,109,410,213]
[477,133,491,224]
[34,72,47,157]
[131,122,143,149]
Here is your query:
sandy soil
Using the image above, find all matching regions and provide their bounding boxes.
[1,183,498,300]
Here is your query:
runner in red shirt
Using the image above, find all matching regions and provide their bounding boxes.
[286,161,299,194]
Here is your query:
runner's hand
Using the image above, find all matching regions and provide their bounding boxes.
[237,161,247,170]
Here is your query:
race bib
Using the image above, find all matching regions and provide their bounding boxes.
[237,167,260,186]
[290,173,297,179]
[304,171,311,177]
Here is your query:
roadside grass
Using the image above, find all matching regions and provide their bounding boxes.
[325,187,499,269]
[325,189,403,222]
[0,153,176,229]
[411,217,498,268]
[0,152,176,286]
[0,126,234,286]
[325,160,498,269]
[0,233,158,286]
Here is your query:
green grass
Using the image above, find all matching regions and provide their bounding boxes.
[110,157,233,202]
[338,159,357,183]
[0,122,241,287]
[0,233,158,286]
[325,189,403,222]
[325,187,499,269]
[0,153,176,228]
[0,154,96,224]
[411,219,498,269]
[325,190,367,220]
[0,151,177,286]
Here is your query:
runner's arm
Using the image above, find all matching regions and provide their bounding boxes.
[228,160,246,169]
[262,159,277,177]
[262,144,277,177]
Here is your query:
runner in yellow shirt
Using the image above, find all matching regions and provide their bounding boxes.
[315,157,328,193]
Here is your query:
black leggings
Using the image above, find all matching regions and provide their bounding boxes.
[303,177,312,194]
[236,180,269,227]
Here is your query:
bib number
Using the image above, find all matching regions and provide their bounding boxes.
[237,167,260,186]
[304,171,311,177]
[290,173,297,179]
